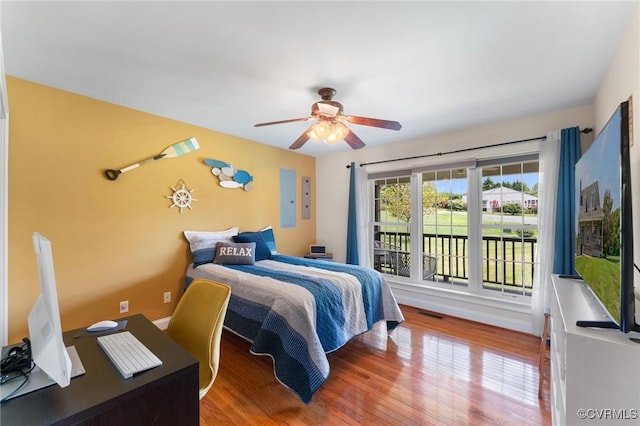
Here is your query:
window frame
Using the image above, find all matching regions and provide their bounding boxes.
[368,154,539,305]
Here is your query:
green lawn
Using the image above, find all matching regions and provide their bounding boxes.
[377,208,537,292]
[575,255,621,319]
[378,209,537,238]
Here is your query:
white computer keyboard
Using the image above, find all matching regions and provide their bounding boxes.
[97,331,162,379]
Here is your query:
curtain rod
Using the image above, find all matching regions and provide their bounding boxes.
[346,128,593,168]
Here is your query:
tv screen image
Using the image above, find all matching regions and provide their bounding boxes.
[573,100,638,333]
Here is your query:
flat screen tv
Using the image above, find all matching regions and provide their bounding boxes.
[573,99,639,333]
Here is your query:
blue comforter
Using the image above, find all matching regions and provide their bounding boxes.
[185,255,404,403]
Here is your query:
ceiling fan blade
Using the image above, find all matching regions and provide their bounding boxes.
[344,131,366,150]
[289,128,312,150]
[254,117,310,127]
[345,115,402,131]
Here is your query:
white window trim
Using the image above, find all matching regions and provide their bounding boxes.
[410,172,422,281]
[467,167,483,294]
[368,153,540,332]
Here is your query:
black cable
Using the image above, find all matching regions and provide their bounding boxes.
[0,337,34,403]
[0,366,33,403]
[1,338,32,375]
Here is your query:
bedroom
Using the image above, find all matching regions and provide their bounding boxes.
[1,1,639,424]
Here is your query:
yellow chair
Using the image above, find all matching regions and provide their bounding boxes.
[166,279,231,399]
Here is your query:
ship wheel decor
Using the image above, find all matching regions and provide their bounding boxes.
[166,179,196,213]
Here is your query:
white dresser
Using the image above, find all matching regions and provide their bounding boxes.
[550,274,640,425]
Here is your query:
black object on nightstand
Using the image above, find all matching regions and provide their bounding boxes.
[304,253,333,261]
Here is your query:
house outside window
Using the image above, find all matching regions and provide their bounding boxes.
[370,155,539,301]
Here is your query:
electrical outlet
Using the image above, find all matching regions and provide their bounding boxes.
[119,300,129,313]
[163,291,171,304]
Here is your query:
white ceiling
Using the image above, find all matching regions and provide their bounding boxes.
[1,1,636,157]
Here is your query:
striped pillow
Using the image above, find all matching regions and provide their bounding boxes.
[184,227,239,267]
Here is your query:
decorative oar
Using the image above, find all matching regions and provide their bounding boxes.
[104,137,200,180]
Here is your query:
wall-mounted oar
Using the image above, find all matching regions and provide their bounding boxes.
[104,137,200,180]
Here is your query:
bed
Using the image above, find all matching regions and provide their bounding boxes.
[183,227,404,403]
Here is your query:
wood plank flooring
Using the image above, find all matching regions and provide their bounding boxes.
[200,305,551,425]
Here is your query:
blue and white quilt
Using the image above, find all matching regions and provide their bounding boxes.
[185,255,404,403]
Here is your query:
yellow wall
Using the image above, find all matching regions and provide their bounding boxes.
[7,77,316,343]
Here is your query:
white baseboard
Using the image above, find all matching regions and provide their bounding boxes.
[153,316,171,331]
[390,282,533,335]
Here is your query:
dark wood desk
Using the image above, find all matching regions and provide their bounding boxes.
[1,314,199,426]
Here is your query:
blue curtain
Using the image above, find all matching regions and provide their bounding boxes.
[552,127,581,274]
[346,162,359,265]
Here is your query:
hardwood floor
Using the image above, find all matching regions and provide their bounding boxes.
[200,305,551,425]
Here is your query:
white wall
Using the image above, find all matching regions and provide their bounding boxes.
[593,4,640,307]
[316,5,639,333]
[593,5,639,135]
[316,105,592,333]
[316,104,593,264]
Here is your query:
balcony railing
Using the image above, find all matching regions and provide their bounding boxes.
[373,231,537,294]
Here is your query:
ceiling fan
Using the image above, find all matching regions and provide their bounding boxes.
[254,88,402,150]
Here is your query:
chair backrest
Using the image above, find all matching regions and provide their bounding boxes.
[166,279,231,399]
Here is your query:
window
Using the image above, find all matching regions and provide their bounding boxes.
[370,156,539,300]
[372,175,412,279]
[423,168,469,289]
[479,161,539,297]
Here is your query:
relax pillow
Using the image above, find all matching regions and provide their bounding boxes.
[260,226,277,254]
[184,227,239,267]
[233,232,272,261]
[213,242,256,265]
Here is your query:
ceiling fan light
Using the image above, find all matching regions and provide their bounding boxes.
[324,123,344,145]
[332,122,349,140]
[325,134,338,145]
[311,122,331,139]
[308,128,320,141]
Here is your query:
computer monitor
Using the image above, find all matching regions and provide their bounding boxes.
[1,233,84,401]
[28,232,72,387]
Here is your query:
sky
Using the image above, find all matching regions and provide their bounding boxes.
[433,172,539,195]
[574,106,622,212]
[433,109,623,199]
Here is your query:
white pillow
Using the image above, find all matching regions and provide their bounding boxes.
[184,227,239,267]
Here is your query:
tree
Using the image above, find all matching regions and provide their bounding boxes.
[483,177,499,191]
[601,189,620,257]
[531,182,539,197]
[380,183,412,223]
[503,180,530,193]
[379,181,441,223]
[423,184,447,213]
[501,202,523,216]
